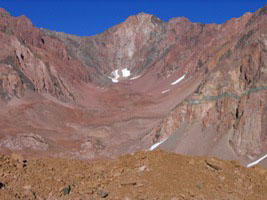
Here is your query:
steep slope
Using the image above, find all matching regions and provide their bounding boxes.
[0,7,266,167]
[157,7,267,165]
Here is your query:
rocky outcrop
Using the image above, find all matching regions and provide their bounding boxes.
[0,8,91,102]
[43,13,167,83]
[0,133,49,151]
[156,7,267,162]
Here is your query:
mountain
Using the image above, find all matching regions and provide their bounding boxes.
[0,7,266,167]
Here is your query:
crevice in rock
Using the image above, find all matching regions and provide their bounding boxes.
[0,55,35,93]
[235,30,255,49]
[41,38,45,45]
[20,54,24,60]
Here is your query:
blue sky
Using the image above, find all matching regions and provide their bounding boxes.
[0,0,266,36]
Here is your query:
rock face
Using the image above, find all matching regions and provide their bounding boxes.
[0,7,266,166]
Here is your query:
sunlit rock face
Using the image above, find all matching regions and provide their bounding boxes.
[43,13,167,84]
[0,6,266,166]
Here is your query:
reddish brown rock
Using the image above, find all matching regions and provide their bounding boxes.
[0,6,266,167]
[0,150,266,199]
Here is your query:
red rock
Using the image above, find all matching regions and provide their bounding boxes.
[0,6,266,167]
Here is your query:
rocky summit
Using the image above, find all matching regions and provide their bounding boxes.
[0,5,266,199]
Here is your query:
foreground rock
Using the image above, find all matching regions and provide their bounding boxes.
[0,150,266,199]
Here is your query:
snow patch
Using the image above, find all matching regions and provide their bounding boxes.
[130,75,141,80]
[171,74,185,85]
[247,154,267,168]
[108,68,131,83]
[108,69,120,83]
[122,68,131,77]
[111,78,119,83]
[149,138,168,151]
[112,69,120,79]
[161,89,170,94]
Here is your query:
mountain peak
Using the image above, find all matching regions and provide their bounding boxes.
[124,12,164,26]
[0,8,10,17]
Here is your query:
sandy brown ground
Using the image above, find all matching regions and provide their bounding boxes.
[0,150,266,200]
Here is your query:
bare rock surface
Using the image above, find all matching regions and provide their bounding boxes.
[0,150,266,199]
[0,6,266,168]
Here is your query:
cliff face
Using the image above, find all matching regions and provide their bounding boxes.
[0,7,266,166]
[157,8,267,162]
[158,46,267,162]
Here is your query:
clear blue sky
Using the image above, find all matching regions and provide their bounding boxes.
[0,0,266,36]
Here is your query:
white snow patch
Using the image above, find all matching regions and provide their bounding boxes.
[130,75,141,80]
[161,89,170,94]
[108,68,131,83]
[247,154,267,168]
[108,69,120,83]
[111,78,119,83]
[112,69,120,79]
[149,138,168,151]
[122,68,131,77]
[171,74,185,85]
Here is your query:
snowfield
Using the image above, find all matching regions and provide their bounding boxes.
[161,89,170,94]
[130,75,141,80]
[149,138,168,151]
[109,69,120,83]
[171,74,185,85]
[109,68,131,83]
[247,154,267,168]
[122,68,131,77]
